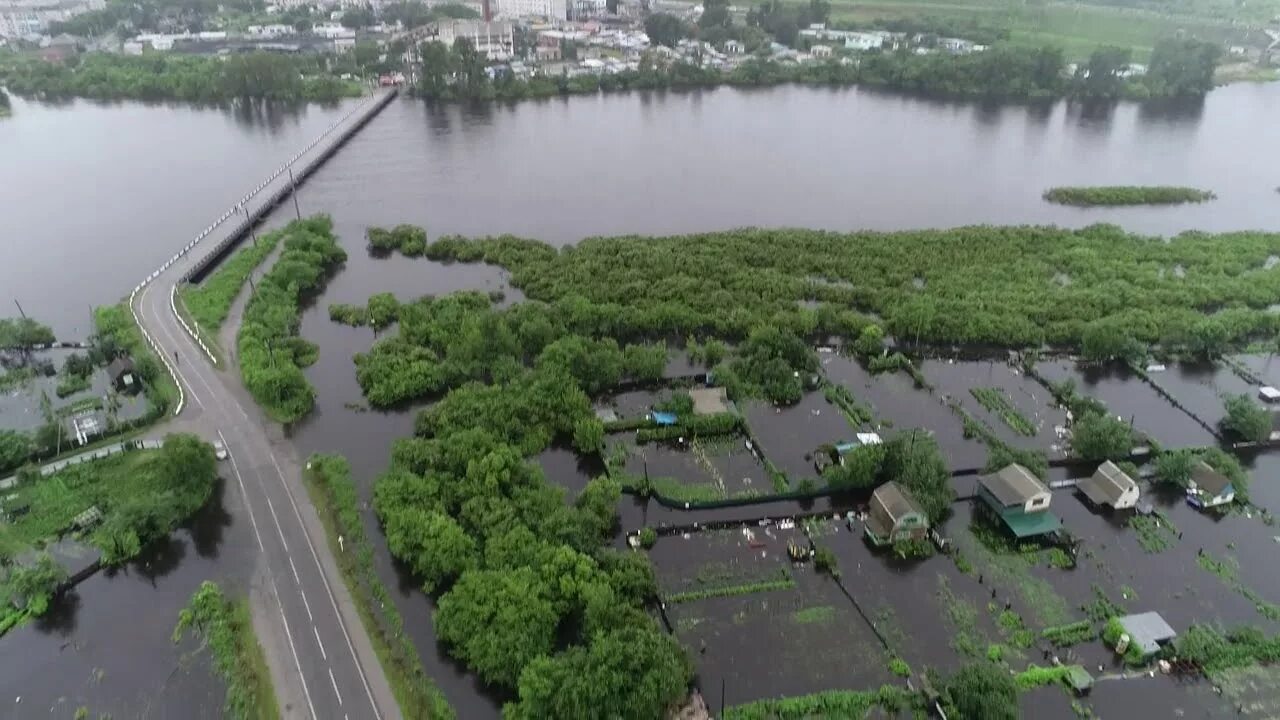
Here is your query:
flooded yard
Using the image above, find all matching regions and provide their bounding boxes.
[918,359,1069,458]
[742,392,857,483]
[607,434,770,502]
[821,355,988,471]
[1033,359,1218,450]
[1142,362,1256,435]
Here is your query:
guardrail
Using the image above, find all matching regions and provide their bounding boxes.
[128,87,398,401]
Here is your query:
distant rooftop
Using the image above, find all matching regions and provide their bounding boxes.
[1118,611,1176,655]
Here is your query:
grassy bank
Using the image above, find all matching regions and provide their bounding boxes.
[1043,186,1216,206]
[723,685,922,719]
[174,581,279,720]
[180,220,292,344]
[95,302,179,414]
[303,454,454,720]
[237,215,345,424]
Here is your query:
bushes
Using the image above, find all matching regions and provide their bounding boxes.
[1041,620,1096,647]
[814,546,839,577]
[970,388,1036,436]
[367,225,427,257]
[635,412,741,444]
[1071,410,1134,460]
[1043,186,1216,207]
[172,582,278,720]
[237,215,346,424]
[181,221,291,333]
[1221,393,1271,443]
[724,686,920,720]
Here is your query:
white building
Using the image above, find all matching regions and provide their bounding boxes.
[247,23,294,38]
[494,0,565,20]
[843,32,883,51]
[0,0,103,38]
[432,19,515,60]
[569,0,605,19]
[810,43,831,58]
[312,22,355,39]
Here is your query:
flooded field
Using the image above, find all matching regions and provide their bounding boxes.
[1034,359,1218,449]
[1235,354,1280,389]
[918,359,1068,459]
[608,434,770,501]
[1142,362,1256,435]
[651,525,895,705]
[742,392,857,483]
[821,355,988,471]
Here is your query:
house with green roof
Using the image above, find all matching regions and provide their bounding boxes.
[978,463,1062,539]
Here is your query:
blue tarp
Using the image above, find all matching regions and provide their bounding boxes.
[834,442,859,455]
[650,412,678,426]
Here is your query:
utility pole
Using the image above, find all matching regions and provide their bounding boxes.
[13,299,27,321]
[289,167,301,220]
[243,204,257,246]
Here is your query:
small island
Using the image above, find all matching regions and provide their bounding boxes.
[1043,186,1216,207]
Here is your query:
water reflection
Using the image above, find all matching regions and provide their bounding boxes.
[1137,94,1207,125]
[228,98,308,134]
[188,477,233,558]
[34,589,81,636]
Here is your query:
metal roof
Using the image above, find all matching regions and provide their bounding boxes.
[981,464,1049,507]
[1190,461,1232,497]
[1078,461,1137,506]
[1119,612,1177,655]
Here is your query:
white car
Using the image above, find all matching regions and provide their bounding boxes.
[213,441,228,461]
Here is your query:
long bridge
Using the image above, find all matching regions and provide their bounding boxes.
[129,87,401,720]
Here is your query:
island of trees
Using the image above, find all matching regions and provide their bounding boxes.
[1044,186,1217,207]
[0,51,362,104]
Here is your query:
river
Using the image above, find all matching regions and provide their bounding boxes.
[4,80,1280,718]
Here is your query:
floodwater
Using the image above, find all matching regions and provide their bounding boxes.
[0,95,363,339]
[0,478,257,718]
[7,78,1280,717]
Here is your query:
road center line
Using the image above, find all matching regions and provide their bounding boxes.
[272,577,318,720]
[328,667,344,706]
[313,625,328,661]
[216,430,265,553]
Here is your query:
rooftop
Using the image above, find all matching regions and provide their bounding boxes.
[1190,461,1232,496]
[871,481,923,524]
[1077,460,1137,506]
[1118,611,1177,655]
[981,463,1048,507]
[996,507,1062,538]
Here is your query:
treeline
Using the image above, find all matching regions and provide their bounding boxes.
[417,225,1280,352]
[0,52,362,104]
[1043,186,1216,207]
[238,215,345,424]
[0,317,54,349]
[414,35,1219,104]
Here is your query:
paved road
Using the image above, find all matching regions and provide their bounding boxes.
[128,91,400,720]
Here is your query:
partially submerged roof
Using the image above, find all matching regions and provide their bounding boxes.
[1078,461,1137,506]
[650,411,678,426]
[1065,666,1094,692]
[1190,461,1232,497]
[688,386,729,416]
[981,464,1048,507]
[872,481,924,524]
[107,356,135,379]
[1118,611,1177,655]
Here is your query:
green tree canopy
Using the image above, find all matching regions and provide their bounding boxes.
[1221,393,1272,443]
[1071,410,1133,461]
[645,13,688,48]
[944,662,1018,720]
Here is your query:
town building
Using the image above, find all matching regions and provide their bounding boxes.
[108,356,138,394]
[864,481,929,547]
[1077,460,1139,511]
[723,39,743,55]
[843,32,883,51]
[430,18,515,59]
[0,0,103,38]
[978,463,1062,539]
[494,0,565,20]
[810,43,831,58]
[1186,461,1235,509]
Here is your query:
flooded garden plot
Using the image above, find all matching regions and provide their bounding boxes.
[917,359,1068,458]
[804,514,1008,676]
[1142,362,1256,434]
[821,355,988,472]
[742,392,858,484]
[533,444,602,499]
[1234,354,1280,390]
[606,434,771,502]
[650,527,895,704]
[1033,359,1218,450]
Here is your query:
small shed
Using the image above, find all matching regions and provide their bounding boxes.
[1117,611,1177,656]
[1186,461,1234,509]
[1077,461,1139,510]
[108,356,138,394]
[1259,386,1280,404]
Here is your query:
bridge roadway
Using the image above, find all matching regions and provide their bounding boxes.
[129,88,400,720]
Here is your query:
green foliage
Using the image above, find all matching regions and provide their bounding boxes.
[791,606,836,624]
[572,417,605,455]
[423,226,1280,352]
[1080,319,1147,363]
[888,657,911,677]
[813,546,839,577]
[822,383,873,426]
[644,13,688,47]
[181,223,288,334]
[943,663,1018,720]
[505,625,692,720]
[824,442,886,491]
[329,303,369,327]
[622,343,668,381]
[1044,186,1215,206]
[0,317,54,348]
[635,413,741,444]
[436,568,559,687]
[969,387,1036,436]
[1175,625,1280,674]
[1130,514,1177,553]
[304,455,454,719]
[367,225,427,257]
[1221,393,1272,443]
[367,293,401,330]
[1014,664,1074,690]
[882,431,955,524]
[1071,410,1134,460]
[93,302,174,415]
[892,537,934,561]
[0,430,32,476]
[172,582,279,720]
[1041,620,1097,647]
[666,571,795,603]
[983,440,1049,480]
[0,553,65,616]
[1153,449,1196,486]
[0,52,361,103]
[237,215,346,424]
[638,527,657,549]
[723,685,921,720]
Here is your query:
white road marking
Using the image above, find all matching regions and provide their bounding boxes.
[272,577,318,720]
[262,494,290,551]
[313,625,328,660]
[216,430,266,553]
[289,556,302,584]
[266,451,383,720]
[329,667,344,706]
[299,586,315,622]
